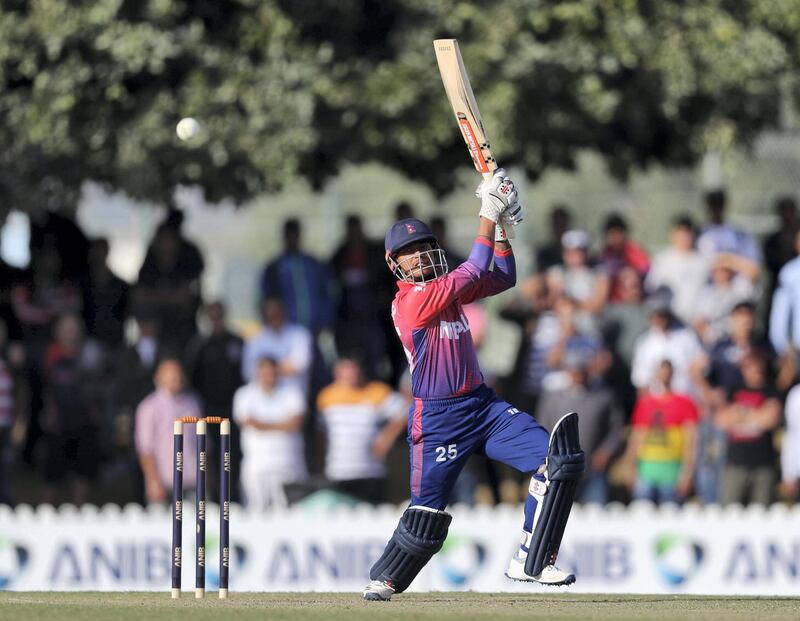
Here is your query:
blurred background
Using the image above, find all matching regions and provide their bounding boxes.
[1,0,800,594]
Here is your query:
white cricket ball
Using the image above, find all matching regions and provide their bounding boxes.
[176,117,200,141]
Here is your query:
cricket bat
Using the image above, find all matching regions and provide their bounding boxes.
[434,39,515,238]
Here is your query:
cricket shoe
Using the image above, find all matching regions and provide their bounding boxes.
[505,555,576,586]
[362,579,395,601]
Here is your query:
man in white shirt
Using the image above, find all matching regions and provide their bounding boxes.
[233,356,307,509]
[646,216,709,325]
[241,298,312,395]
[781,383,800,502]
[631,291,704,397]
[770,230,800,355]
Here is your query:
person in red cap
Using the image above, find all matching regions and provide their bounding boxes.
[363,169,585,601]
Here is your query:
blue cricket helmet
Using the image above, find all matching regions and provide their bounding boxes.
[384,218,438,257]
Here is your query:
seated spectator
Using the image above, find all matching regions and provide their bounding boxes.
[542,296,610,392]
[631,289,704,397]
[645,216,709,325]
[537,351,624,504]
[623,360,699,504]
[693,254,759,345]
[40,314,104,505]
[81,237,129,351]
[241,298,312,395]
[697,189,761,268]
[261,218,334,335]
[547,230,609,315]
[780,381,800,503]
[317,357,408,504]
[535,204,572,273]
[135,359,199,504]
[133,220,203,352]
[715,351,781,506]
[598,213,650,303]
[233,357,307,509]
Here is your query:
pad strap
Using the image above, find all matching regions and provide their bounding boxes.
[369,506,452,593]
[525,412,585,577]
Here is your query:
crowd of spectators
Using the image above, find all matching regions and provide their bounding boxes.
[1,189,800,510]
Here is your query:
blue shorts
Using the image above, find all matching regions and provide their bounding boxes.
[408,384,549,510]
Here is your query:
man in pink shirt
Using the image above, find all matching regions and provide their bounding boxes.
[135,358,201,504]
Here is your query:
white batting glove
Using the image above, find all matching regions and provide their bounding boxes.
[476,168,518,224]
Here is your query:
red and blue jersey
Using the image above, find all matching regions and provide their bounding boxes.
[392,237,515,399]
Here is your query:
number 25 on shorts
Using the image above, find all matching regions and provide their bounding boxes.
[435,444,458,462]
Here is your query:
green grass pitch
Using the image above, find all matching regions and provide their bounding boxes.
[1,592,799,621]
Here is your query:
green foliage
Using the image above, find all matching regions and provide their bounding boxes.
[0,0,798,213]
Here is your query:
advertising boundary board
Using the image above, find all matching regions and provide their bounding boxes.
[0,502,799,595]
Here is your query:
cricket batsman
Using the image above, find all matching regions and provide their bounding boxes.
[363,169,585,601]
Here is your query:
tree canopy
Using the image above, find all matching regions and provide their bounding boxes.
[1,0,798,213]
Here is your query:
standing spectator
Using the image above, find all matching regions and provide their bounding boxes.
[185,301,244,501]
[499,274,554,413]
[598,213,650,303]
[260,218,334,335]
[763,197,799,308]
[693,254,759,346]
[241,298,312,395]
[646,216,710,325]
[691,301,775,506]
[40,314,104,505]
[330,215,390,376]
[0,252,24,342]
[780,381,800,503]
[535,205,572,273]
[601,266,650,413]
[700,301,775,397]
[541,296,610,393]
[770,229,800,355]
[12,246,83,345]
[133,221,203,352]
[715,351,782,506]
[623,361,699,504]
[0,320,17,505]
[630,290,704,397]
[135,359,199,504]
[233,357,307,509]
[186,301,244,495]
[546,230,609,315]
[185,301,244,421]
[537,352,624,504]
[697,189,761,265]
[82,237,129,351]
[27,206,89,283]
[317,357,408,504]
[394,202,415,221]
[113,310,162,420]
[430,216,466,269]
